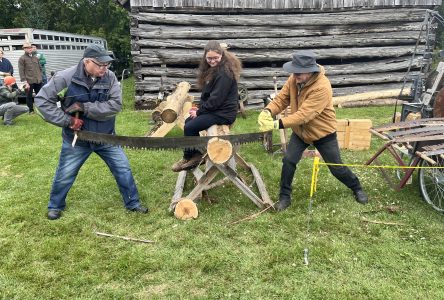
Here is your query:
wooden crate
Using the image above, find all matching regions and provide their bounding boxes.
[336,119,372,150]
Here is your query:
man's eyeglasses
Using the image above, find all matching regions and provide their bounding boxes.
[205,56,221,62]
[90,60,111,69]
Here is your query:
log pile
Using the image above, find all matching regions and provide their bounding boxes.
[129,0,440,109]
[146,81,193,137]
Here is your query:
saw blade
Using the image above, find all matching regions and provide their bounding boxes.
[77,130,266,150]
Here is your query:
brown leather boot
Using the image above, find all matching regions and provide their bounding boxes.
[171,154,203,172]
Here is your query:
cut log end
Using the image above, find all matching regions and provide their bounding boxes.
[207,137,233,164]
[160,108,178,123]
[174,198,198,220]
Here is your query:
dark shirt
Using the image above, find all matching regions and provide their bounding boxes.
[0,57,14,75]
[197,66,239,123]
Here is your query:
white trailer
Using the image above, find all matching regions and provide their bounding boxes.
[0,28,109,85]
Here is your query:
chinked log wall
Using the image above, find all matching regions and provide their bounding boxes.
[129,0,442,109]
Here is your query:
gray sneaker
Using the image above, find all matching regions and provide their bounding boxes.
[171,154,203,172]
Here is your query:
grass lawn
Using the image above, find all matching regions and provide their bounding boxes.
[1,77,443,299]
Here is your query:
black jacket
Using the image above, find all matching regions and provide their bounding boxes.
[197,66,239,123]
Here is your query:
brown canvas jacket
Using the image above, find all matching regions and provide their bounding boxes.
[265,65,336,143]
[18,54,42,84]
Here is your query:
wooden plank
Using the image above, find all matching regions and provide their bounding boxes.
[170,170,187,212]
[248,163,274,207]
[215,164,265,208]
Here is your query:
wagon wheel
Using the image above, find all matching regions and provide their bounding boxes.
[418,155,444,213]
[238,84,248,119]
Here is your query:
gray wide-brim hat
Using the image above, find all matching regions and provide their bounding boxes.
[83,44,114,63]
[283,50,320,73]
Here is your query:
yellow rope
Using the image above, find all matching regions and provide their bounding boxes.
[310,160,444,196]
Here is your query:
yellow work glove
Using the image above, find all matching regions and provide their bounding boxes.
[258,110,279,132]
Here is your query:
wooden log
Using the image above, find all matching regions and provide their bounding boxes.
[135,56,420,79]
[339,98,408,108]
[134,9,425,26]
[135,82,409,110]
[176,98,193,130]
[134,45,422,65]
[160,81,191,123]
[152,100,167,122]
[135,31,421,49]
[201,124,231,136]
[333,88,411,106]
[131,1,439,11]
[136,71,416,92]
[131,22,422,39]
[207,137,233,165]
[174,198,198,220]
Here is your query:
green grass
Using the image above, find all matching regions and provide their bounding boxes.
[1,78,443,299]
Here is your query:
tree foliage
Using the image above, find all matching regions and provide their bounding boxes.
[0,0,131,71]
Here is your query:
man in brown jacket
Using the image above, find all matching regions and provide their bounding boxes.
[18,42,42,114]
[258,50,368,211]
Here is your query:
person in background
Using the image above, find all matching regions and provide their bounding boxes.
[171,41,242,172]
[0,76,28,125]
[18,42,42,114]
[34,44,148,220]
[0,50,14,86]
[31,44,47,85]
[258,50,369,211]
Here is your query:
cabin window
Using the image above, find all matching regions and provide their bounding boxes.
[40,35,47,40]
[48,36,53,40]
[42,45,49,50]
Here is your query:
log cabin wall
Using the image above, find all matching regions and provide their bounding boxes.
[130,0,442,109]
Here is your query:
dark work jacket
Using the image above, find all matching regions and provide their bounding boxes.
[0,58,13,75]
[197,66,239,124]
[61,68,115,142]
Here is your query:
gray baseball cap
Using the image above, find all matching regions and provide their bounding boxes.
[83,44,114,63]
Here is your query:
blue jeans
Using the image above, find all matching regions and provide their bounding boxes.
[280,132,361,199]
[48,140,141,211]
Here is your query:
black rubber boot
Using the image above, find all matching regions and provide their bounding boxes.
[276,158,296,211]
[276,196,292,211]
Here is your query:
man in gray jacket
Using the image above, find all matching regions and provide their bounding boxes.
[0,76,28,125]
[35,44,148,220]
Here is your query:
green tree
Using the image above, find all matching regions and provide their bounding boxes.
[0,0,131,71]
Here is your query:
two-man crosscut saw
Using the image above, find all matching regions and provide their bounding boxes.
[77,130,266,150]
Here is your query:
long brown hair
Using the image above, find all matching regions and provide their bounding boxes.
[196,41,242,89]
